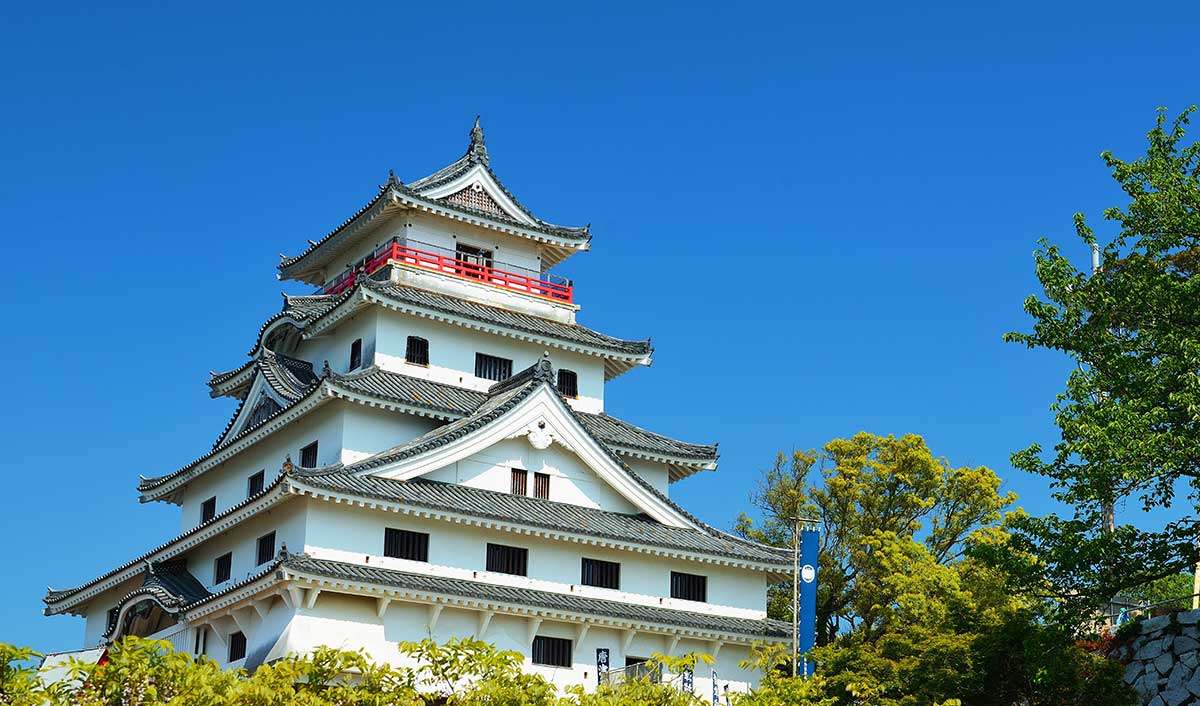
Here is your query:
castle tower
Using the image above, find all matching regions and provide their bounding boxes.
[43,120,791,692]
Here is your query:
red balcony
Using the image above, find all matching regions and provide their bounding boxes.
[323,240,574,303]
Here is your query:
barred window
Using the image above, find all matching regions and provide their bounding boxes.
[533,472,550,500]
[456,243,494,279]
[193,627,207,656]
[405,336,429,366]
[349,338,363,371]
[581,558,620,590]
[256,531,276,566]
[228,631,246,662]
[300,441,319,468]
[201,496,217,523]
[384,528,429,562]
[486,543,528,576]
[532,636,572,667]
[214,552,232,584]
[511,468,528,495]
[247,470,265,497]
[670,571,707,602]
[475,353,513,381]
[556,369,578,398]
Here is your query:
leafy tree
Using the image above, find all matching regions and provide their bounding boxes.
[733,432,1015,643]
[0,644,44,706]
[998,106,1200,614]
[398,637,558,705]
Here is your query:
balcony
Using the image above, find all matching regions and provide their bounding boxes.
[322,238,574,304]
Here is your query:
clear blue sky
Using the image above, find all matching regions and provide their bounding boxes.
[1,0,1197,652]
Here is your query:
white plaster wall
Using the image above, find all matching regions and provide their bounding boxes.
[422,437,639,513]
[297,309,379,376]
[340,405,441,465]
[374,311,605,412]
[177,403,345,531]
[303,501,769,615]
[624,458,672,496]
[186,500,307,591]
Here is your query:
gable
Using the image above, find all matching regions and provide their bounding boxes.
[413,163,538,227]
[442,184,508,218]
[360,384,697,528]
[215,373,292,449]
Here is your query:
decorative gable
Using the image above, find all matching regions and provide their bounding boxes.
[442,183,507,217]
[241,394,283,435]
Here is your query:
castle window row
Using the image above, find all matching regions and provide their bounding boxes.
[397,336,578,395]
[380,528,707,602]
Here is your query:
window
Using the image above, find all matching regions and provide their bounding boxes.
[247,470,265,497]
[533,472,550,500]
[511,468,528,495]
[456,243,494,279]
[384,528,429,562]
[405,336,429,366]
[349,338,363,370]
[300,441,319,468]
[256,531,276,566]
[531,636,572,667]
[475,353,513,382]
[486,543,528,576]
[625,657,661,683]
[200,497,217,523]
[193,627,207,655]
[556,369,578,398]
[670,571,707,602]
[214,552,232,584]
[228,631,247,662]
[581,558,620,590]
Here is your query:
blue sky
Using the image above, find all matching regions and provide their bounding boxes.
[1,0,1197,652]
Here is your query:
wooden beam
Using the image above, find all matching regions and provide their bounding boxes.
[476,610,495,638]
[304,589,321,610]
[575,622,590,644]
[527,616,543,646]
[376,598,392,619]
[252,597,272,621]
[709,640,723,661]
[279,588,294,610]
[230,607,255,635]
[622,629,637,652]
[667,634,681,656]
[287,586,304,611]
[427,604,444,633]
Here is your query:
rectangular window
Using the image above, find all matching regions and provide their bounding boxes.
[349,338,363,370]
[200,497,217,523]
[556,369,578,398]
[475,353,513,382]
[214,552,232,584]
[193,627,207,656]
[533,472,550,500]
[300,441,319,468]
[456,243,494,279]
[531,635,572,667]
[511,468,528,495]
[405,336,430,366]
[256,531,276,566]
[228,631,247,662]
[486,543,528,576]
[670,571,707,602]
[384,528,429,562]
[581,558,620,590]
[625,657,661,683]
[247,470,265,497]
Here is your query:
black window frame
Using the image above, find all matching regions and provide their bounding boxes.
[486,543,528,576]
[533,472,550,500]
[247,470,265,497]
[670,571,707,602]
[455,242,494,279]
[193,626,207,655]
[405,336,430,366]
[556,369,579,398]
[349,338,363,371]
[581,557,620,590]
[256,531,276,566]
[300,441,319,468]
[531,635,572,667]
[384,528,430,562]
[228,631,247,662]
[200,496,217,523]
[475,352,513,382]
[214,552,232,584]
[511,468,528,495]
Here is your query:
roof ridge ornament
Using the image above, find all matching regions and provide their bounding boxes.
[467,115,489,166]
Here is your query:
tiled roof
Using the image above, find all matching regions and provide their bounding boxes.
[281,555,790,639]
[357,279,651,356]
[104,558,213,636]
[293,473,790,566]
[578,414,718,461]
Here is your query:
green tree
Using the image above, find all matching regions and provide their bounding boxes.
[998,106,1200,614]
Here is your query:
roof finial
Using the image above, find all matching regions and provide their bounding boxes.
[468,115,489,166]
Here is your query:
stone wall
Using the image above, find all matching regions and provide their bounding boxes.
[1111,609,1200,706]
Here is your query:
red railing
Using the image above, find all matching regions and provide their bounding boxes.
[323,241,574,303]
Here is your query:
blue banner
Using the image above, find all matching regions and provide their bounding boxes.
[682,667,693,693]
[711,669,719,705]
[799,528,819,676]
[596,648,609,686]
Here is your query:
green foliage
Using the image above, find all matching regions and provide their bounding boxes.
[399,636,557,705]
[0,644,44,706]
[1122,572,1195,612]
[999,106,1200,615]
